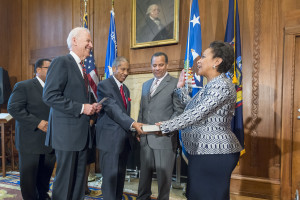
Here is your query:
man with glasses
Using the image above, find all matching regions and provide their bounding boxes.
[8,58,55,200]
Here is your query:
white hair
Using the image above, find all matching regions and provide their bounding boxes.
[66,27,90,50]
[146,4,158,15]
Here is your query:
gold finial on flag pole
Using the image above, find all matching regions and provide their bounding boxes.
[112,0,114,10]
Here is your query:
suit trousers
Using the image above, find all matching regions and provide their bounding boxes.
[52,149,88,200]
[100,149,129,200]
[187,152,239,200]
[137,145,176,200]
[19,152,56,200]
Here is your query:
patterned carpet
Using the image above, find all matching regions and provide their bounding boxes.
[0,171,153,200]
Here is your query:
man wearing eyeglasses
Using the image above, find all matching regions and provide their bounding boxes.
[8,58,56,200]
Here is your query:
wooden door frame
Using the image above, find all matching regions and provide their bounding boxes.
[281,10,300,200]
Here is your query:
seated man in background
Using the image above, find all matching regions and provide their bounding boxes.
[8,58,56,200]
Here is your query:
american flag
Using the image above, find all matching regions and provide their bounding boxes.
[83,13,99,100]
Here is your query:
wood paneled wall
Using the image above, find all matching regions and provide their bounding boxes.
[1,0,300,198]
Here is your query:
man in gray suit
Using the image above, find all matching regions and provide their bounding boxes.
[137,52,184,200]
[43,27,101,200]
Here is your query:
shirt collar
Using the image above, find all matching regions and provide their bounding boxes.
[36,76,45,88]
[112,75,123,89]
[150,16,160,22]
[154,72,168,83]
[70,51,82,64]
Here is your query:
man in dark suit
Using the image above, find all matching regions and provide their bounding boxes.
[7,58,55,200]
[137,52,184,200]
[43,27,102,200]
[96,56,144,200]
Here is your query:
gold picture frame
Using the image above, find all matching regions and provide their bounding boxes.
[131,0,179,48]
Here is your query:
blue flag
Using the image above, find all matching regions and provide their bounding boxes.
[83,13,99,100]
[104,10,117,79]
[224,0,245,151]
[181,0,203,163]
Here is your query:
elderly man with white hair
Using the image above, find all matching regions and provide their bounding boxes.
[137,4,173,43]
[43,27,102,200]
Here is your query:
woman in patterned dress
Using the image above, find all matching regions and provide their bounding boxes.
[157,41,243,200]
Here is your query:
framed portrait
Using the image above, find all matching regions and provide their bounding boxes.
[131,0,179,48]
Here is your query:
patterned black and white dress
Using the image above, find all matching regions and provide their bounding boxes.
[160,73,243,200]
[160,73,242,155]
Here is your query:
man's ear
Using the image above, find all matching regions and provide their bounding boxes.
[112,66,116,73]
[72,37,77,46]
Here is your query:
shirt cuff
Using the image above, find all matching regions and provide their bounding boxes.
[130,121,135,130]
[80,104,84,114]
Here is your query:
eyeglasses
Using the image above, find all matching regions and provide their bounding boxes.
[40,67,49,69]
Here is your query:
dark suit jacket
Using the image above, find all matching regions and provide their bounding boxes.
[96,76,135,154]
[43,54,91,151]
[7,78,52,154]
[138,74,184,150]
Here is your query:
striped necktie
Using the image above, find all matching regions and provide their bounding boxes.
[150,79,159,97]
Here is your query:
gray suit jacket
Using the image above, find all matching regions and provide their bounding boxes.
[43,54,91,151]
[138,74,184,149]
[96,76,135,154]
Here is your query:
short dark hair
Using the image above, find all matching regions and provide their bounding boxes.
[209,41,234,73]
[151,52,168,65]
[34,58,51,73]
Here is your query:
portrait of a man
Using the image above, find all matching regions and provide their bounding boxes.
[132,0,179,48]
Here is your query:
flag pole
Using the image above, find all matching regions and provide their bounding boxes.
[112,0,114,11]
[83,0,88,28]
[232,0,238,84]
[185,0,192,90]
[84,0,88,14]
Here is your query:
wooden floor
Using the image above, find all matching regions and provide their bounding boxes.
[121,177,268,200]
[1,165,268,200]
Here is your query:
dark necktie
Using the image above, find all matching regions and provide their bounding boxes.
[120,85,127,110]
[80,61,89,93]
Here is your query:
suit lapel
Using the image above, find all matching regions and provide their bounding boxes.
[109,76,127,112]
[151,74,171,98]
[32,77,43,96]
[67,54,87,94]
[145,78,154,100]
[123,84,130,113]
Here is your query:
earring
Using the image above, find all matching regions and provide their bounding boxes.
[212,65,216,69]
